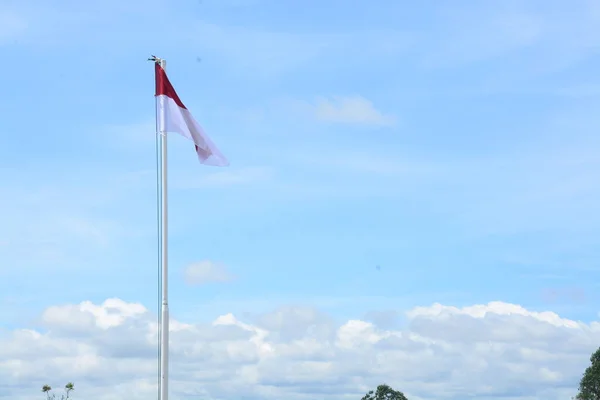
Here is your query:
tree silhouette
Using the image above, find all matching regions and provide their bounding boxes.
[41,382,74,400]
[577,347,600,399]
[361,384,408,400]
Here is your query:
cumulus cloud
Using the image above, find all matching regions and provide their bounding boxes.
[183,260,235,285]
[0,299,595,400]
[313,96,396,127]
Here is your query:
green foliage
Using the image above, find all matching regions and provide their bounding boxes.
[42,383,74,400]
[361,384,408,400]
[577,348,600,400]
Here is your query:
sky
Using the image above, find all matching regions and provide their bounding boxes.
[1,0,600,399]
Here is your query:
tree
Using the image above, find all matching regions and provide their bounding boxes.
[577,347,600,400]
[361,384,408,400]
[42,382,74,400]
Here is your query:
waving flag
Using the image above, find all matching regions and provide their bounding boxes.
[155,63,229,166]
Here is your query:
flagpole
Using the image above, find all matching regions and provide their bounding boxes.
[150,54,229,400]
[157,57,170,400]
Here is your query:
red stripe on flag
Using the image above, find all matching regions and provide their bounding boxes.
[155,63,187,109]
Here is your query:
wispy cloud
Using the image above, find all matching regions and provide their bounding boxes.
[275,95,398,128]
[313,96,396,127]
[183,260,235,285]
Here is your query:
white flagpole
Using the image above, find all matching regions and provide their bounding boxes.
[157,57,170,400]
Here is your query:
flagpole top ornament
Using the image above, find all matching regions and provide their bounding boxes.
[148,55,164,65]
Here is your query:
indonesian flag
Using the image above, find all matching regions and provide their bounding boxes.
[155,63,229,166]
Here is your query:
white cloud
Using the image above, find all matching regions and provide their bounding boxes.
[313,96,396,127]
[0,299,596,400]
[42,298,147,331]
[183,260,235,285]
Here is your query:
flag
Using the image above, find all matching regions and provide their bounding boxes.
[155,63,229,166]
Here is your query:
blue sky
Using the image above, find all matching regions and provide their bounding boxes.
[2,0,600,324]
[1,1,600,398]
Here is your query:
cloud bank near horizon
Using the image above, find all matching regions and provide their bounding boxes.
[1,298,593,400]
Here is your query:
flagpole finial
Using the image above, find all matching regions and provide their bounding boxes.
[149,56,166,69]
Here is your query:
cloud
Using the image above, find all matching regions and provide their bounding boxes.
[313,96,396,127]
[0,298,596,400]
[183,260,235,285]
[42,298,147,331]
